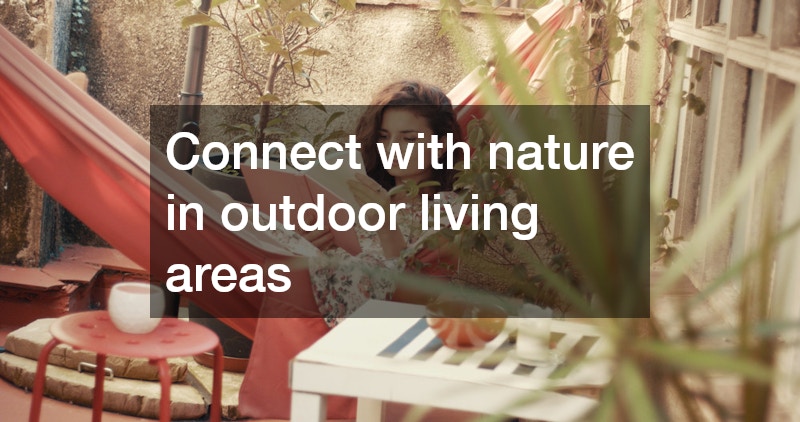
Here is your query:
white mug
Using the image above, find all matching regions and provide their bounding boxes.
[516,317,551,362]
[516,303,553,362]
[108,282,165,334]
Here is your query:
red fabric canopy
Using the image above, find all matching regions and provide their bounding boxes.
[0,24,322,339]
[0,0,582,341]
[450,0,584,130]
[1,4,584,418]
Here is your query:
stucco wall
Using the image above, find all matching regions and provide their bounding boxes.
[85,1,518,138]
[1,0,518,256]
[0,0,51,265]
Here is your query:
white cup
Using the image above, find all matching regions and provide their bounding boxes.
[108,282,165,334]
[516,317,551,362]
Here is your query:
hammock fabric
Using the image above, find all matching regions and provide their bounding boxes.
[450,0,585,130]
[0,23,324,339]
[0,1,582,418]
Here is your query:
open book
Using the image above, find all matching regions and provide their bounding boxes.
[242,151,366,255]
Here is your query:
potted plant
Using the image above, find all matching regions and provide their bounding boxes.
[176,0,353,362]
[177,0,354,201]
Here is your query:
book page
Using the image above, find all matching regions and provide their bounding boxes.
[242,155,363,255]
[303,150,366,208]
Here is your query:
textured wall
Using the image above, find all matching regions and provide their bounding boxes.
[1,0,519,256]
[84,1,517,137]
[0,0,51,265]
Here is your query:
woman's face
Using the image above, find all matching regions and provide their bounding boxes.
[378,108,439,184]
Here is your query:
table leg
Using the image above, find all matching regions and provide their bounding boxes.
[156,359,172,422]
[210,343,223,422]
[356,398,384,422]
[91,354,107,422]
[29,338,59,422]
[290,391,326,422]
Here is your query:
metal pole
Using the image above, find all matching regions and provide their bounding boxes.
[175,0,212,170]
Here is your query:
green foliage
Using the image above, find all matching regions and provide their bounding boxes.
[654,198,681,265]
[176,0,350,144]
[431,0,800,420]
[68,0,91,73]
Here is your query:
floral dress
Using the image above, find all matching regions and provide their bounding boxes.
[271,191,458,326]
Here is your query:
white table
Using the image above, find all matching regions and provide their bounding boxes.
[289,300,612,422]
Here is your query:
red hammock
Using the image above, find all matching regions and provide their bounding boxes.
[0,25,324,339]
[0,2,582,341]
[450,0,585,128]
[1,3,584,419]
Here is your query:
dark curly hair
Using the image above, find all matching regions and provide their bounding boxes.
[356,80,465,192]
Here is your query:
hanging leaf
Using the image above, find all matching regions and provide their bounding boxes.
[636,342,774,383]
[325,111,344,127]
[298,47,331,57]
[526,16,541,33]
[625,40,640,52]
[668,39,682,54]
[291,59,305,74]
[338,0,356,10]
[258,93,281,103]
[242,3,261,12]
[211,0,231,7]
[262,127,289,136]
[181,14,223,28]
[258,34,282,47]
[608,36,624,53]
[173,0,191,7]
[650,122,661,140]
[694,66,704,82]
[300,100,326,112]
[279,0,305,11]
[287,10,321,27]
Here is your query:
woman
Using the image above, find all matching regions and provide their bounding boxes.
[300,80,465,325]
[239,80,465,419]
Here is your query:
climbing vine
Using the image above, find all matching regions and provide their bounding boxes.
[67,0,90,73]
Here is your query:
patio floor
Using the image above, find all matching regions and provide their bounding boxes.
[0,265,783,421]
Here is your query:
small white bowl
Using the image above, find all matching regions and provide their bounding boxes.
[108,282,165,334]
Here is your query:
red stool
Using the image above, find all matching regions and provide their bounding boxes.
[28,311,223,422]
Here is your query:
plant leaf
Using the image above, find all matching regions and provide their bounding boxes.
[298,47,331,57]
[287,11,321,27]
[325,111,344,127]
[618,361,662,422]
[664,198,679,211]
[526,16,541,33]
[291,59,304,74]
[300,100,326,112]
[279,0,305,11]
[636,341,774,383]
[181,14,223,28]
[257,94,280,103]
[338,0,356,10]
